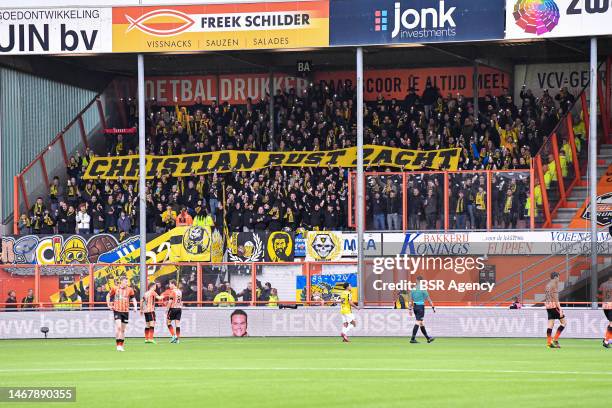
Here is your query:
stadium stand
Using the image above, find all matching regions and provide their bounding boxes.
[16,82,584,234]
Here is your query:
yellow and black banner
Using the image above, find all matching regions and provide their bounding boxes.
[83,146,461,180]
[266,231,294,262]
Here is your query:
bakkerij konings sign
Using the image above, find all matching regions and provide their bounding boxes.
[112,1,329,52]
[329,0,505,46]
[506,0,612,39]
[0,7,112,54]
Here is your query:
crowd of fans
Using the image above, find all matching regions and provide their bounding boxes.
[16,79,582,235]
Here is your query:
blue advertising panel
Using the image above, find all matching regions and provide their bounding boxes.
[330,0,505,46]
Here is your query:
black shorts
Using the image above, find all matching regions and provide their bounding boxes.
[546,308,564,320]
[413,305,425,321]
[605,309,612,322]
[113,311,129,324]
[167,308,182,321]
[144,312,156,323]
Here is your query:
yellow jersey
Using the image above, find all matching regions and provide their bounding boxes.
[340,290,352,315]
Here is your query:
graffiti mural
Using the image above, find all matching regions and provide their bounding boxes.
[1,234,124,267]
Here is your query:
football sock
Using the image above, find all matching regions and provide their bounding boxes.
[412,325,419,340]
[606,326,612,342]
[150,327,155,339]
[116,339,121,346]
[176,327,181,338]
[420,326,429,340]
[144,327,150,340]
[554,325,565,341]
[341,325,348,336]
[168,325,175,336]
[546,328,553,345]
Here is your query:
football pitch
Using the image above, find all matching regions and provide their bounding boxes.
[0,337,609,408]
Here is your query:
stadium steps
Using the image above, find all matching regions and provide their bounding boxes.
[529,262,612,304]
[557,262,612,302]
[551,145,612,228]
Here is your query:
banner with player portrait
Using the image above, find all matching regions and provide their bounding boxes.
[82,146,462,180]
[265,231,295,262]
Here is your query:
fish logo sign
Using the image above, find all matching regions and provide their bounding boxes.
[125,9,195,37]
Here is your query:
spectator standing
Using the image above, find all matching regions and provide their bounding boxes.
[423,189,438,229]
[117,210,132,234]
[76,204,91,235]
[502,189,519,229]
[371,192,386,230]
[21,289,35,310]
[475,186,487,229]
[453,190,467,230]
[18,214,31,235]
[385,190,401,230]
[65,205,77,234]
[5,290,17,311]
[268,288,279,307]
[202,283,217,306]
[408,188,423,230]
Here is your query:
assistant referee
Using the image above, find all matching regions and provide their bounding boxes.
[409,276,435,344]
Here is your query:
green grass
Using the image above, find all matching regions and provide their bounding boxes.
[0,337,609,408]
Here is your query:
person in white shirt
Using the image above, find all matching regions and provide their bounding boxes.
[76,204,91,235]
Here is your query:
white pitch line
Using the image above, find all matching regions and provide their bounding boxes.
[0,367,609,376]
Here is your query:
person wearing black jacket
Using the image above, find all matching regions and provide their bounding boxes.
[229,202,243,232]
[182,180,199,210]
[323,204,339,230]
[237,282,256,306]
[145,195,157,233]
[309,203,323,230]
[385,191,401,230]
[453,190,467,230]
[55,201,70,234]
[371,192,386,230]
[202,283,217,307]
[103,197,117,233]
[408,188,423,230]
[90,203,105,234]
[268,205,282,231]
[41,210,55,234]
[253,206,268,231]
[154,203,166,233]
[242,203,255,232]
[21,289,35,310]
[260,282,271,304]
[93,286,107,309]
[65,205,77,234]
[421,80,440,119]
[4,291,18,311]
[502,189,519,229]
[423,189,438,230]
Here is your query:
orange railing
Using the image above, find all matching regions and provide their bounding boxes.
[11,78,133,234]
[348,169,534,231]
[12,97,105,234]
[0,258,603,309]
[0,261,359,309]
[533,59,611,228]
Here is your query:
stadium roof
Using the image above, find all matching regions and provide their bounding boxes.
[0,37,611,93]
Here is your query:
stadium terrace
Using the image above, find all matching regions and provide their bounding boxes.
[0,0,611,407]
